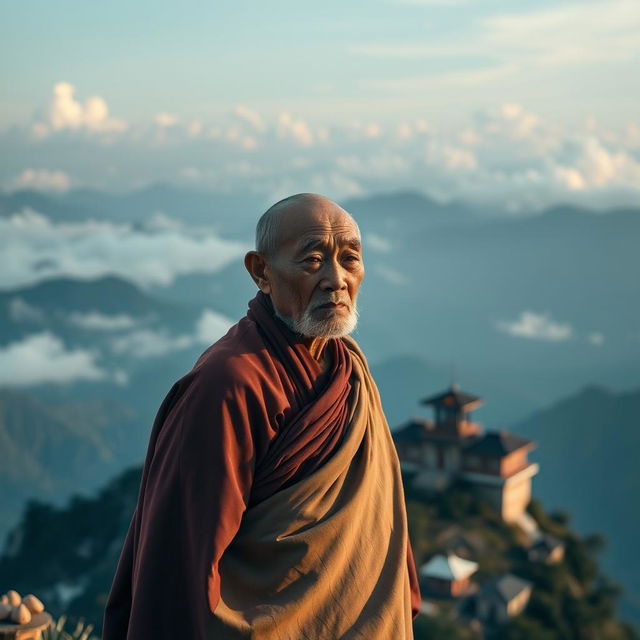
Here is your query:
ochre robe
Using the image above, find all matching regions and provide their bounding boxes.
[103,291,420,639]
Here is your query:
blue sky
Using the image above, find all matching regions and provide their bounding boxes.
[3,0,638,125]
[1,0,639,207]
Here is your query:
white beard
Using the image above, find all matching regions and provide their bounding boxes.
[275,299,359,338]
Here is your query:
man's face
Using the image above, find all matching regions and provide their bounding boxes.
[263,202,364,338]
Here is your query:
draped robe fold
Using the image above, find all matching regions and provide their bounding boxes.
[103,292,420,639]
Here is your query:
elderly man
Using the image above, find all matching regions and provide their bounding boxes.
[103,193,421,639]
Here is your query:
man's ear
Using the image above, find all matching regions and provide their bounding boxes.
[244,251,272,294]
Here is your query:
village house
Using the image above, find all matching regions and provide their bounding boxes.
[474,574,533,624]
[419,552,479,598]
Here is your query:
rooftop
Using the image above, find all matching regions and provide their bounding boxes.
[465,430,534,457]
[393,419,481,444]
[421,383,484,411]
[480,574,532,603]
[419,553,479,581]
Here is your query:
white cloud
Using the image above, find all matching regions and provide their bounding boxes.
[364,233,392,253]
[373,264,408,285]
[560,136,640,189]
[475,103,543,141]
[587,331,605,346]
[5,169,71,193]
[277,113,315,146]
[142,212,183,232]
[113,369,129,386]
[233,105,265,132]
[110,329,193,358]
[0,209,246,290]
[481,0,640,68]
[154,112,178,127]
[364,123,382,138]
[427,141,478,171]
[33,82,126,137]
[109,309,234,359]
[67,311,139,331]
[496,311,573,342]
[356,0,640,70]
[351,0,640,122]
[553,166,587,191]
[8,298,44,323]
[4,80,640,210]
[186,120,204,137]
[195,309,234,344]
[0,333,107,387]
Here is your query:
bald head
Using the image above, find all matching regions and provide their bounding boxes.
[245,192,364,340]
[255,193,360,258]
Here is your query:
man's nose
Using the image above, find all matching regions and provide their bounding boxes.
[320,259,348,291]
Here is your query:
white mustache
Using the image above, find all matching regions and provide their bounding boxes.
[311,299,351,310]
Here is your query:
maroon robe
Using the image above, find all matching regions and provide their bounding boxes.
[103,291,420,639]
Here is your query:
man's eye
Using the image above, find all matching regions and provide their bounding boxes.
[305,256,322,264]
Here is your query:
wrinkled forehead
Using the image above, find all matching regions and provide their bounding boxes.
[293,228,362,254]
[277,208,361,253]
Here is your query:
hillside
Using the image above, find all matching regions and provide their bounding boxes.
[1,466,637,639]
[0,390,138,540]
[512,384,640,625]
[406,479,638,639]
[0,466,141,629]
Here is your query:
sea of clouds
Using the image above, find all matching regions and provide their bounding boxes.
[0,208,247,290]
[2,83,640,212]
[0,307,234,387]
[0,205,244,386]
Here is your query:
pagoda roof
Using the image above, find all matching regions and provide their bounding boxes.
[479,574,532,603]
[421,383,483,411]
[393,419,434,443]
[393,419,479,444]
[465,430,534,457]
[419,553,479,582]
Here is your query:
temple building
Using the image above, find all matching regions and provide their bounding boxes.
[393,383,539,523]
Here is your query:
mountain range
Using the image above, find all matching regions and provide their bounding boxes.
[1,184,638,624]
[512,384,640,624]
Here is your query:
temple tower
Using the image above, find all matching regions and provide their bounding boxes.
[394,384,538,522]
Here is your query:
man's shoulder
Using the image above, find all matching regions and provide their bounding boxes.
[340,334,370,371]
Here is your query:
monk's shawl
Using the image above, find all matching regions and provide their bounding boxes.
[208,336,414,639]
[103,291,419,639]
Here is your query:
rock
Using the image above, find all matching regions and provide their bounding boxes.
[0,602,13,619]
[10,603,31,624]
[0,594,8,605]
[22,594,45,614]
[6,590,21,607]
